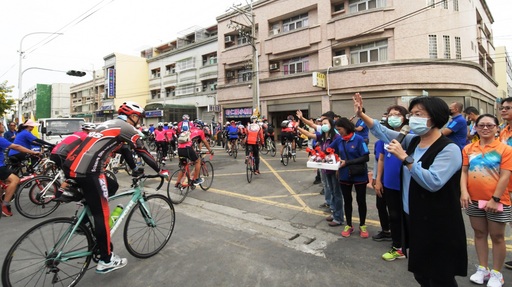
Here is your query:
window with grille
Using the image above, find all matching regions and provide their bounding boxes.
[177,58,195,72]
[350,40,388,64]
[283,56,309,75]
[349,0,386,12]
[237,69,252,82]
[443,36,451,59]
[427,0,435,8]
[442,0,448,9]
[429,35,438,59]
[453,0,459,11]
[282,13,309,32]
[176,84,194,96]
[455,37,461,60]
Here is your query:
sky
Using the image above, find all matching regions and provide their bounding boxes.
[1,0,512,99]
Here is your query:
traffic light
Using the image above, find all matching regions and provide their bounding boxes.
[66,70,86,77]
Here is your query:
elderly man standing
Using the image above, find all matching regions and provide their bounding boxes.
[442,102,468,149]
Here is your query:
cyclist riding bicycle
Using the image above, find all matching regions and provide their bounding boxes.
[8,119,54,172]
[226,120,239,152]
[176,123,214,186]
[262,118,275,148]
[154,122,169,161]
[280,115,298,161]
[63,102,169,274]
[165,122,177,155]
[177,114,195,134]
[245,116,265,174]
[0,122,41,217]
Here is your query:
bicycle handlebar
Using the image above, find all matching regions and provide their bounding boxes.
[132,174,165,190]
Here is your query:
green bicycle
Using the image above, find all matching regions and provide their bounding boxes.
[2,173,175,287]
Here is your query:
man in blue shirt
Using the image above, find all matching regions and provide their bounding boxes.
[3,121,17,143]
[442,102,468,149]
[352,108,369,144]
[0,122,41,217]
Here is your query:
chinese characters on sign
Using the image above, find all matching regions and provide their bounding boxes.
[107,68,116,98]
[224,107,252,118]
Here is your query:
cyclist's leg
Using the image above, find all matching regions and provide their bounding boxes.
[0,168,20,215]
[75,175,122,265]
[291,136,297,154]
[280,133,287,155]
[253,144,260,172]
[162,141,168,158]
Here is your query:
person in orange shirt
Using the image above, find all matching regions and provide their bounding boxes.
[461,114,512,286]
[245,116,264,174]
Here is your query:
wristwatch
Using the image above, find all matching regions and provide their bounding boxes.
[403,156,414,166]
[492,196,501,203]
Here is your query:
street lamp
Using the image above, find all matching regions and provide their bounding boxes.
[17,32,63,122]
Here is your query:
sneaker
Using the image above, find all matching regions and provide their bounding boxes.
[372,230,392,242]
[319,203,330,209]
[382,247,405,261]
[2,204,13,217]
[487,270,504,287]
[96,253,127,274]
[280,156,283,163]
[254,170,260,175]
[359,225,369,238]
[341,225,354,237]
[193,178,204,186]
[313,178,321,184]
[470,265,490,285]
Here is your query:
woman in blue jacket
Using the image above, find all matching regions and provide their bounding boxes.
[329,117,370,238]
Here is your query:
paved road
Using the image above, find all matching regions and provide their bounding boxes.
[2,146,512,286]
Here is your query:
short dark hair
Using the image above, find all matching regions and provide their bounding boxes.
[463,106,479,115]
[408,96,449,129]
[386,105,409,126]
[502,97,512,105]
[334,117,355,134]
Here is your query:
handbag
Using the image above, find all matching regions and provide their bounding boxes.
[343,142,366,176]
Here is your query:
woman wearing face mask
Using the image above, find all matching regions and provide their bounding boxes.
[297,118,344,226]
[372,106,409,262]
[353,93,467,286]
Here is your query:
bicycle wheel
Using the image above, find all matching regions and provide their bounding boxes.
[262,139,270,155]
[148,141,156,151]
[2,217,94,287]
[15,176,61,219]
[200,161,214,191]
[282,145,289,166]
[270,141,277,157]
[167,169,190,204]
[233,145,238,159]
[124,194,175,258]
[246,158,253,183]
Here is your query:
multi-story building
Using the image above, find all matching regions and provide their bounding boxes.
[217,0,498,127]
[21,83,71,119]
[141,25,219,125]
[494,46,512,100]
[70,69,104,122]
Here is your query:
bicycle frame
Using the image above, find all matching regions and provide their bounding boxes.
[49,175,162,262]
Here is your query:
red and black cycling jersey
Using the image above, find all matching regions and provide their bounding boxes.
[64,119,159,177]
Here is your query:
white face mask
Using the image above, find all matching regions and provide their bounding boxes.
[409,116,431,135]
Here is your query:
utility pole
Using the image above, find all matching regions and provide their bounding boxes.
[227,0,260,116]
[91,69,96,122]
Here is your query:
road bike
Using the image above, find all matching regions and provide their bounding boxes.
[261,137,276,157]
[281,138,296,166]
[227,138,238,159]
[2,173,174,287]
[167,151,214,204]
[246,146,256,183]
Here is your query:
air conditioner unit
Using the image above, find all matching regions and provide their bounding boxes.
[226,71,235,78]
[225,35,234,43]
[333,55,348,67]
[270,28,280,36]
[269,63,279,70]
[210,84,217,91]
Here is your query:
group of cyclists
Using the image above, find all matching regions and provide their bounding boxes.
[0,102,216,275]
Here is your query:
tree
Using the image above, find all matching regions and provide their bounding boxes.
[0,81,16,117]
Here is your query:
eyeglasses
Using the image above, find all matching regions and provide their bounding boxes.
[499,106,512,111]
[476,124,497,129]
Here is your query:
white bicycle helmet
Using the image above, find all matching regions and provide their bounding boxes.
[81,123,96,131]
[182,114,190,120]
[157,122,164,127]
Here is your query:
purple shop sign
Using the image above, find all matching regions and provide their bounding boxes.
[225,107,252,118]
